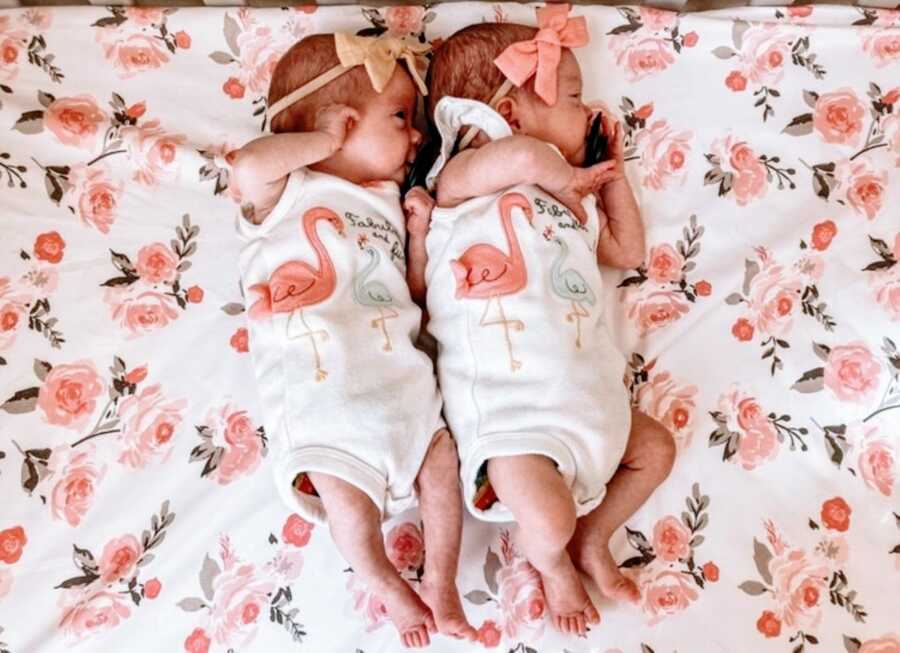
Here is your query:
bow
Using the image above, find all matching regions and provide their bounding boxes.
[492,4,589,106]
[335,33,430,96]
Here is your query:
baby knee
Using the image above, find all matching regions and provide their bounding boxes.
[645,422,677,480]
[529,494,577,550]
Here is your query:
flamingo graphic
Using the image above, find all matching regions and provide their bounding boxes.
[352,242,398,352]
[451,192,533,372]
[248,207,345,382]
[548,234,596,349]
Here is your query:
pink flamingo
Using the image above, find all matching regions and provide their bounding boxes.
[248,207,345,382]
[450,192,533,371]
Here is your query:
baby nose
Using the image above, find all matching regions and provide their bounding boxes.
[410,128,423,147]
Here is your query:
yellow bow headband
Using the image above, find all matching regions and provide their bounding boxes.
[267,33,431,126]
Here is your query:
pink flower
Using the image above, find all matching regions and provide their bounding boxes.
[821,497,851,532]
[135,242,178,284]
[632,567,699,624]
[119,120,186,186]
[646,243,685,284]
[787,6,813,18]
[853,424,895,496]
[746,256,803,338]
[124,366,148,385]
[0,526,27,564]
[20,265,58,294]
[48,446,106,527]
[184,628,211,653]
[44,95,107,150]
[729,142,767,206]
[186,286,204,303]
[20,9,52,30]
[385,523,424,571]
[824,341,882,403]
[209,561,275,647]
[718,386,779,470]
[862,29,900,68]
[702,561,719,582]
[235,23,288,95]
[738,25,793,86]
[126,102,146,119]
[203,404,263,484]
[349,575,390,632]
[815,535,848,567]
[175,31,191,49]
[627,287,690,335]
[496,537,545,638]
[736,420,780,470]
[104,284,180,337]
[793,254,825,282]
[67,164,123,234]
[811,220,837,251]
[34,231,66,263]
[634,120,692,191]
[639,7,677,32]
[756,609,781,637]
[265,547,304,583]
[124,7,164,25]
[859,635,900,653]
[836,159,888,221]
[144,578,161,599]
[98,535,142,583]
[695,280,711,296]
[635,370,698,450]
[769,548,829,629]
[611,35,676,81]
[223,77,246,99]
[477,620,502,647]
[0,299,27,352]
[37,360,105,429]
[0,35,25,82]
[116,384,186,468]
[725,71,747,92]
[58,588,131,640]
[384,6,425,36]
[282,514,314,547]
[98,32,170,78]
[652,516,691,561]
[683,31,699,47]
[813,89,865,147]
[871,266,900,321]
[230,327,249,353]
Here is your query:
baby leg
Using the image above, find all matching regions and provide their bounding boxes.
[307,472,435,649]
[415,430,477,642]
[568,409,675,603]
[488,454,599,636]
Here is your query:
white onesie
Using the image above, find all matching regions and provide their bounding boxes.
[425,97,631,522]
[237,168,445,524]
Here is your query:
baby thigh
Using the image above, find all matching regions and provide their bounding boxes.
[487,455,577,565]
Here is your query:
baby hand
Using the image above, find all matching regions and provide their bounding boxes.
[403,186,435,237]
[314,104,360,151]
[549,160,618,224]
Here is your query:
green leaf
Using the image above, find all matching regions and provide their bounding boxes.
[483,548,501,595]
[732,19,750,49]
[753,538,774,585]
[223,14,241,57]
[208,51,235,65]
[33,359,52,381]
[782,113,814,137]
[463,590,492,605]
[742,259,760,296]
[791,367,825,393]
[176,597,207,612]
[712,46,737,59]
[13,110,44,135]
[739,580,769,595]
[844,636,862,653]
[1,387,40,414]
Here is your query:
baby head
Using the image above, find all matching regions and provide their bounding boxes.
[268,34,423,184]
[427,21,593,166]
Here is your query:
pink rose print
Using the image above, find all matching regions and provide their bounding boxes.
[207,546,275,647]
[66,164,124,234]
[821,497,851,532]
[883,113,900,166]
[824,341,882,404]
[862,28,900,68]
[635,568,699,624]
[105,285,179,337]
[230,327,249,353]
[627,287,690,335]
[612,36,675,81]
[48,446,107,527]
[811,220,837,251]
[702,562,719,582]
[639,7,677,32]
[175,31,191,49]
[495,531,545,638]
[125,8,165,26]
[192,403,265,484]
[835,158,888,220]
[144,578,161,599]
[124,366,148,385]
[647,244,685,284]
[120,120,186,186]
[787,6,813,19]
[652,516,691,561]
[757,609,782,637]
[633,120,693,191]
[477,620,502,647]
[0,33,26,83]
[33,231,65,264]
[37,360,105,429]
[813,89,866,147]
[349,574,390,632]
[630,358,698,451]
[184,628,211,653]
[98,535,142,583]
[706,136,794,205]
[0,526,27,564]
[186,286,204,303]
[282,514,314,548]
[135,243,178,284]
[385,523,424,572]
[859,437,896,497]
[384,6,425,36]
[97,32,170,78]
[223,77,245,99]
[58,589,132,640]
[725,71,748,92]
[739,25,793,87]
[0,277,32,352]
[745,256,803,339]
[116,384,186,468]
[863,233,900,320]
[859,634,900,653]
[44,95,107,150]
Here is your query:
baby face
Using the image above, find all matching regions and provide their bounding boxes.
[331,68,423,185]
[514,50,593,166]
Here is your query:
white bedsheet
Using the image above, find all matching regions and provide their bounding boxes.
[0,3,898,652]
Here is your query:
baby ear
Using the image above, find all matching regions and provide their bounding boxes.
[495,96,523,133]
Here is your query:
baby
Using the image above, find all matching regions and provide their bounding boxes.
[230,33,476,648]
[415,6,676,636]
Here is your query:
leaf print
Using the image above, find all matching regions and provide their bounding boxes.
[0,152,27,190]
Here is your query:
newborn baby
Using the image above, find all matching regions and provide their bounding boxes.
[230,33,476,648]
[419,5,675,636]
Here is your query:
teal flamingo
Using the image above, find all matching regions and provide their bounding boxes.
[549,236,596,349]
[352,244,398,351]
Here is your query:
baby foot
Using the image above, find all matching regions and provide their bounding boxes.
[379,578,436,648]
[420,579,478,641]
[570,539,640,604]
[539,556,599,636]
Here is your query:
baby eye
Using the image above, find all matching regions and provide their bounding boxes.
[394,111,407,120]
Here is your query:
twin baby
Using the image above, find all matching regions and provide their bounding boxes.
[232,5,675,648]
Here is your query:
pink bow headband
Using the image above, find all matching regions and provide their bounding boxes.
[493,3,589,106]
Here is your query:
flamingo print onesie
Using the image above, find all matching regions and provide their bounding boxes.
[237,167,445,524]
[425,98,631,522]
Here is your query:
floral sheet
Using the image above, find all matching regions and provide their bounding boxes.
[1,3,899,652]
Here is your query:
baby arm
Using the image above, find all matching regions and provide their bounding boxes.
[229,105,359,224]
[595,116,645,270]
[403,186,434,306]
[437,135,617,224]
